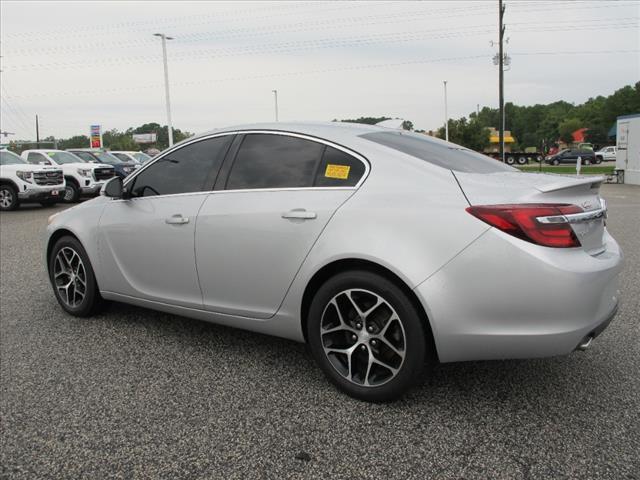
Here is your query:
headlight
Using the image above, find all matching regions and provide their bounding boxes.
[77,168,92,177]
[16,171,33,183]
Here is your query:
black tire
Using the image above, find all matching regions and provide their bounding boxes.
[517,156,527,165]
[552,159,560,166]
[48,235,103,317]
[506,156,515,165]
[307,270,431,402]
[40,199,58,207]
[0,184,19,211]
[62,181,80,203]
[595,157,602,164]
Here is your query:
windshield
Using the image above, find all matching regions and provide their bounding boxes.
[47,151,86,164]
[133,152,151,163]
[0,150,27,165]
[359,131,516,173]
[95,152,123,165]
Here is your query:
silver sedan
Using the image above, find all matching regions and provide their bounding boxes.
[45,122,622,402]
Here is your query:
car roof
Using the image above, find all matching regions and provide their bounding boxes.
[192,121,397,145]
[22,149,67,153]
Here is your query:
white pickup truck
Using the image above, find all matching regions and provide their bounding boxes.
[0,149,65,211]
[21,149,115,203]
[595,146,617,162]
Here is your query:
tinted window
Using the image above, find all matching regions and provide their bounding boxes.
[112,153,130,162]
[47,151,85,164]
[0,151,26,165]
[72,151,97,163]
[27,152,48,164]
[314,146,365,187]
[360,131,516,173]
[130,135,233,197]
[226,134,324,190]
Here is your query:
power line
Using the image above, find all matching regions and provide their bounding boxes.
[5,49,637,101]
[3,21,636,73]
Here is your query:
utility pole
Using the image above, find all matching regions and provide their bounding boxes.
[498,0,505,162]
[443,80,448,142]
[35,114,40,149]
[154,33,174,147]
[272,90,279,122]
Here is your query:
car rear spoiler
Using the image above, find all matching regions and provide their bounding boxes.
[536,176,605,193]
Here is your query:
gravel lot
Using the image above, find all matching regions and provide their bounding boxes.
[1,184,639,480]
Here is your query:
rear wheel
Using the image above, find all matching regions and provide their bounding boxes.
[506,156,516,165]
[584,158,591,165]
[63,181,80,203]
[517,156,527,165]
[48,236,103,317]
[552,159,560,166]
[0,184,19,211]
[307,270,430,402]
[595,157,602,164]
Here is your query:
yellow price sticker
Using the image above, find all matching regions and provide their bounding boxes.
[325,164,350,180]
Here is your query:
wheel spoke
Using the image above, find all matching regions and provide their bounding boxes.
[54,247,87,309]
[320,288,406,388]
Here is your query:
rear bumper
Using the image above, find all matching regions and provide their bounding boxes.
[415,228,623,363]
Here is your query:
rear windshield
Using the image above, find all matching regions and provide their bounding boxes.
[359,131,516,173]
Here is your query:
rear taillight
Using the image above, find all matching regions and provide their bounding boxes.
[466,204,583,248]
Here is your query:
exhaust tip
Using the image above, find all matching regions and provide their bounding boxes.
[577,335,594,351]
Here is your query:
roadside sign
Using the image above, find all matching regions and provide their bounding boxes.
[133,133,157,144]
[90,125,102,148]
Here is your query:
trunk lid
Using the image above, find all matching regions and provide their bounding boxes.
[454,171,607,255]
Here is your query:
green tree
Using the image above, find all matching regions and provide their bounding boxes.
[57,135,90,149]
[436,117,490,151]
[558,118,583,144]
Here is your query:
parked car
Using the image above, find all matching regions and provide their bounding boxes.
[545,148,599,165]
[110,151,152,165]
[45,122,622,402]
[0,149,64,210]
[595,146,617,162]
[21,149,115,203]
[68,149,138,179]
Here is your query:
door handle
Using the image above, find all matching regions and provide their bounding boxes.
[282,209,317,220]
[165,214,190,225]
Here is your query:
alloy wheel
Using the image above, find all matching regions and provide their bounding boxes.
[63,186,74,202]
[53,247,87,308]
[320,289,406,387]
[0,188,13,208]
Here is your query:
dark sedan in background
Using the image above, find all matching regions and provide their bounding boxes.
[68,149,138,178]
[545,148,599,166]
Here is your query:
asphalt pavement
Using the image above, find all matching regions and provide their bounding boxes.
[1,184,639,479]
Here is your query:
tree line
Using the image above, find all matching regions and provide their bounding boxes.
[340,82,639,152]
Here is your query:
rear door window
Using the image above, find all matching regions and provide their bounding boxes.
[313,146,366,187]
[359,131,515,173]
[226,134,324,190]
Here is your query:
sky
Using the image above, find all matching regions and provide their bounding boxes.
[1,0,639,141]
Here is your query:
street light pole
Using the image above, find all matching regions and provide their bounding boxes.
[272,90,279,122]
[443,81,449,142]
[154,33,174,147]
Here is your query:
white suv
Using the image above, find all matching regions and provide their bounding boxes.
[595,146,617,162]
[21,149,115,203]
[0,149,65,211]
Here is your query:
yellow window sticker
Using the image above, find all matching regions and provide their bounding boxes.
[325,164,350,180]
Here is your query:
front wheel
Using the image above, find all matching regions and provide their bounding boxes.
[63,182,80,203]
[48,236,103,317]
[552,159,560,166]
[307,270,431,402]
[0,184,19,211]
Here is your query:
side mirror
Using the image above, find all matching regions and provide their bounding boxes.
[102,176,126,199]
